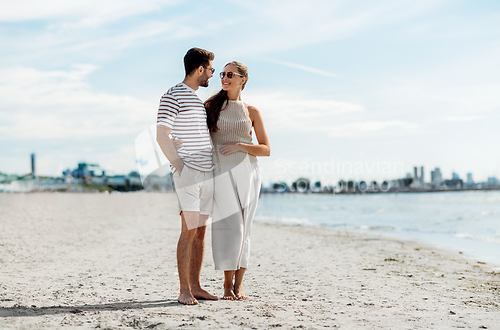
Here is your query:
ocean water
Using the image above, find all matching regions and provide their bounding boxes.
[255,191,500,266]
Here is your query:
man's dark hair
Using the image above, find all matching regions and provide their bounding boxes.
[184,48,214,76]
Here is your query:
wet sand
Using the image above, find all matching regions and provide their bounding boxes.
[0,192,499,329]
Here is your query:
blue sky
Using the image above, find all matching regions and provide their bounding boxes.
[1,0,499,185]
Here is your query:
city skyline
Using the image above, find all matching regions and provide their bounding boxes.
[3,155,497,191]
[1,1,499,185]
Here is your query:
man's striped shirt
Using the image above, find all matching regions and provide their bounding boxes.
[156,83,213,172]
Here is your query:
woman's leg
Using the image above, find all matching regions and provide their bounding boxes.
[232,164,260,300]
[234,268,248,299]
[223,270,237,300]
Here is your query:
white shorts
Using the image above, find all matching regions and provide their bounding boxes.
[172,165,214,216]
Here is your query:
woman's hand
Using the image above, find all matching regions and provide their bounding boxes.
[219,143,247,156]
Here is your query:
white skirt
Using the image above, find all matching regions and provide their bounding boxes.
[211,161,261,271]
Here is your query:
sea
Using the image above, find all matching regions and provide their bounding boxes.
[255,190,500,266]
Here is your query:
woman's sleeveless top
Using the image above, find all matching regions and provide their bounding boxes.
[211,100,258,165]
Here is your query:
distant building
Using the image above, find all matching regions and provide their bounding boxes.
[420,166,424,183]
[414,167,418,181]
[61,162,146,191]
[292,178,310,193]
[466,173,474,187]
[430,167,442,185]
[63,163,104,179]
[487,177,499,187]
[31,153,36,178]
[444,178,463,189]
[452,172,460,180]
[406,173,412,178]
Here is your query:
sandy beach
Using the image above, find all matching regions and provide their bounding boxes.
[0,192,499,329]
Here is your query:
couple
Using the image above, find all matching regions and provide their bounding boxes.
[156,48,270,305]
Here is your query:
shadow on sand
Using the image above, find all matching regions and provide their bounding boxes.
[0,299,182,318]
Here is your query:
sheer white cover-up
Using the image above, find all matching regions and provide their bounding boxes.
[211,100,261,271]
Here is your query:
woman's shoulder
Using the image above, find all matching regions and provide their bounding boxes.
[243,103,261,118]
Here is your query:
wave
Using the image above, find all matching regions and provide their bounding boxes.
[254,215,315,226]
[254,216,398,233]
[454,232,500,244]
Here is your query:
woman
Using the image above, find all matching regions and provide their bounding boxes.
[205,61,270,300]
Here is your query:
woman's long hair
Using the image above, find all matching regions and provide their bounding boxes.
[205,61,248,132]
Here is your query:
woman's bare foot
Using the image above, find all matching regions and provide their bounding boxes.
[223,287,237,300]
[178,291,198,305]
[234,286,249,300]
[191,287,219,300]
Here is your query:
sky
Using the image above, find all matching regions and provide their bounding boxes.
[1,0,499,186]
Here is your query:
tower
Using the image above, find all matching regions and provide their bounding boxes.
[31,153,36,178]
[432,167,442,184]
[467,173,473,185]
[420,166,424,183]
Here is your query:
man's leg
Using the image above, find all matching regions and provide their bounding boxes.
[190,214,218,300]
[177,211,199,305]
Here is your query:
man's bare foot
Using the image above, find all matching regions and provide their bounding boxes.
[191,287,219,300]
[234,286,249,300]
[223,287,237,300]
[178,291,198,305]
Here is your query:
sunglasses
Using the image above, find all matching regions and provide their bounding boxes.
[206,67,215,74]
[220,71,243,79]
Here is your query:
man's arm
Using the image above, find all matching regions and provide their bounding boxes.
[156,126,184,174]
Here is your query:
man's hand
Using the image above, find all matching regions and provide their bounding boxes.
[176,161,185,175]
[172,138,183,151]
[156,126,185,173]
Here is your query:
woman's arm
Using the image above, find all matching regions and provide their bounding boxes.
[218,105,271,157]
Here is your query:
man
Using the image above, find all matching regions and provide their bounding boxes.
[156,48,218,305]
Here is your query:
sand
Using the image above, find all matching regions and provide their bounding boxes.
[0,192,499,329]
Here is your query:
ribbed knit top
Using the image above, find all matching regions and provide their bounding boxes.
[211,100,258,165]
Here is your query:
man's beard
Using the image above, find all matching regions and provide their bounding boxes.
[198,74,210,87]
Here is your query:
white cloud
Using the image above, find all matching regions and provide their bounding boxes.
[0,0,448,69]
[262,58,341,78]
[0,66,155,140]
[227,0,448,56]
[0,0,181,25]
[56,20,202,58]
[368,40,500,119]
[0,1,202,67]
[0,18,203,65]
[244,90,419,138]
[443,116,484,122]
[0,65,157,176]
[326,120,419,138]
[245,90,363,131]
